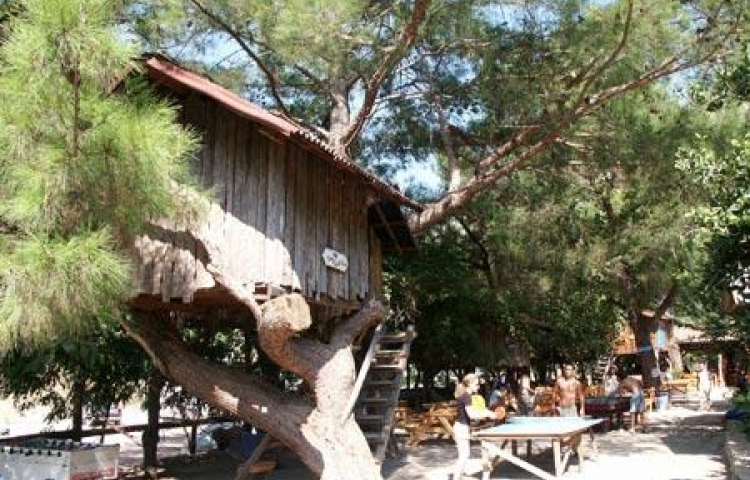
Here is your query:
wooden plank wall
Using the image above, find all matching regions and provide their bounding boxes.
[134,93,375,304]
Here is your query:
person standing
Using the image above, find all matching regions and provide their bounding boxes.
[554,364,585,417]
[618,375,645,432]
[452,373,498,480]
[604,367,620,397]
[698,362,712,411]
[517,373,536,415]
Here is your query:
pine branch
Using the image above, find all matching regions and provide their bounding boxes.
[187,0,292,118]
[409,5,741,234]
[340,0,433,148]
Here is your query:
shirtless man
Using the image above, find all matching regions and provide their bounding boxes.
[618,375,645,432]
[554,364,585,417]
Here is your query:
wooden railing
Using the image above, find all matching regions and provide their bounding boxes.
[0,416,230,444]
[341,323,385,424]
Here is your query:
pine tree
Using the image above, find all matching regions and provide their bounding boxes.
[0,0,199,350]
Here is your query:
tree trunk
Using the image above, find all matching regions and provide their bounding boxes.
[70,379,85,442]
[630,312,659,389]
[666,342,684,374]
[143,373,163,478]
[126,294,387,480]
[617,264,658,389]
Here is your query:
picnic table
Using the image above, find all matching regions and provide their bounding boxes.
[663,378,696,394]
[394,400,503,446]
[474,416,602,480]
[394,402,457,446]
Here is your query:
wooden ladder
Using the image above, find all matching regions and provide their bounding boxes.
[594,351,615,385]
[352,325,416,462]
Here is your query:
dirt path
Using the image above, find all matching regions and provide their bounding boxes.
[1,398,730,479]
[155,403,729,480]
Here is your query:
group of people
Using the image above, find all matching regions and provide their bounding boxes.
[484,371,536,416]
[451,365,648,479]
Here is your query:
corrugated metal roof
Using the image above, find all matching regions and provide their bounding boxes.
[142,54,423,213]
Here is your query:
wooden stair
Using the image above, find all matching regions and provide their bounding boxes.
[353,325,416,462]
[593,352,615,385]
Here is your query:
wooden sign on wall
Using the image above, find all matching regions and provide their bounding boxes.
[322,248,348,272]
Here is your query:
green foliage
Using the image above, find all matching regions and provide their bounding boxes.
[386,228,512,374]
[0,0,203,352]
[388,79,730,377]
[677,129,750,336]
[0,320,150,423]
[732,391,750,412]
[0,232,129,348]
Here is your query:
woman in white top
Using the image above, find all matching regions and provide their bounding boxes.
[453,373,498,480]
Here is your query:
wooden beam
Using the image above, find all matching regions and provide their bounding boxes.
[372,202,402,254]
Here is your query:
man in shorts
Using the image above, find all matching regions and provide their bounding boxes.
[554,364,585,417]
[619,375,645,432]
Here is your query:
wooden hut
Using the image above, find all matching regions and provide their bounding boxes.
[127,54,422,321]
[612,311,742,386]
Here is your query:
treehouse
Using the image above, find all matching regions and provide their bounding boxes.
[128,54,422,323]
[122,56,422,465]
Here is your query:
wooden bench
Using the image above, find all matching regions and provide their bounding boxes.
[533,389,557,417]
[405,404,457,446]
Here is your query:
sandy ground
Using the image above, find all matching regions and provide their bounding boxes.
[379,407,727,480]
[0,395,732,480]
[157,402,729,480]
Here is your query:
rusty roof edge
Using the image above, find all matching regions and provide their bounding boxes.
[142,54,423,213]
[143,55,297,136]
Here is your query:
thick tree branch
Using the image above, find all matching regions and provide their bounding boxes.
[652,283,678,321]
[124,313,310,425]
[614,261,642,323]
[187,0,291,118]
[340,0,432,148]
[573,0,634,110]
[330,297,386,347]
[259,294,337,385]
[457,216,498,289]
[160,202,333,386]
[410,18,738,234]
[409,125,559,233]
[205,271,333,386]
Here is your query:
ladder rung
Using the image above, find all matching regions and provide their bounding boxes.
[379,332,411,343]
[371,362,405,370]
[355,414,385,423]
[359,397,391,403]
[364,432,385,442]
[376,349,405,355]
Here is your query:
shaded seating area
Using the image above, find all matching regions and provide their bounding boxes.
[394,402,457,446]
[532,388,557,417]
[394,399,507,447]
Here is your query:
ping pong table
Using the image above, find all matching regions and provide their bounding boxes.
[473,416,602,480]
[585,395,630,430]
